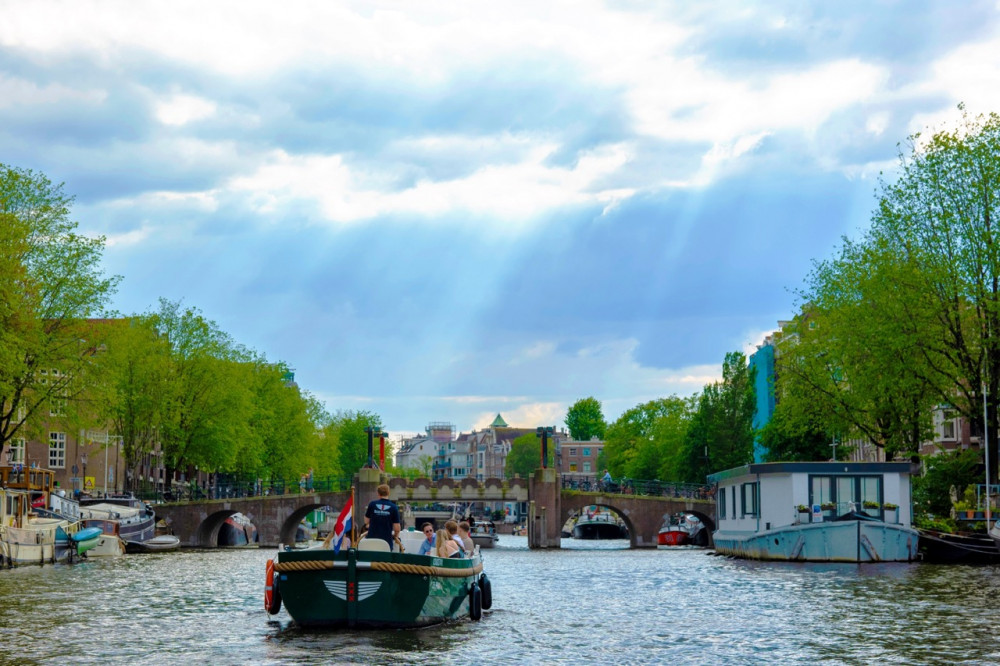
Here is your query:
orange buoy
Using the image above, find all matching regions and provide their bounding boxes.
[265,558,282,614]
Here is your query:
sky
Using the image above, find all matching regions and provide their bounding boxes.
[3,1,1000,441]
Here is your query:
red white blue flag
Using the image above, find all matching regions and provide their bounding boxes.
[333,496,353,554]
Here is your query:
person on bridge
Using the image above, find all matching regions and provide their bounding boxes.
[364,484,401,550]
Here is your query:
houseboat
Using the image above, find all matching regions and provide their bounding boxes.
[708,461,919,563]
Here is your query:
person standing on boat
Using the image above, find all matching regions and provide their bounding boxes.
[364,484,400,550]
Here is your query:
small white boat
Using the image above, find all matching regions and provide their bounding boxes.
[470,520,499,549]
[709,461,919,562]
[126,534,181,553]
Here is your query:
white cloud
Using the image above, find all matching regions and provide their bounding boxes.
[226,143,632,225]
[154,93,216,126]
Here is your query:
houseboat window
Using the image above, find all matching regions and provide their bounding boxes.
[810,476,833,507]
[731,486,737,518]
[741,482,758,516]
[719,486,727,519]
[810,475,882,512]
[837,477,856,508]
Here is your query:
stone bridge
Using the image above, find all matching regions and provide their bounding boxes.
[152,467,715,549]
[154,470,529,547]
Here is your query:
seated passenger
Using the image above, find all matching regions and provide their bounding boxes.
[457,521,475,553]
[435,528,460,558]
[444,519,467,557]
[418,522,436,555]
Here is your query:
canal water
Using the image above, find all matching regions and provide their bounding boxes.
[3,537,1000,665]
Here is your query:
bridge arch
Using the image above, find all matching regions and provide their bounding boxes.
[560,492,715,549]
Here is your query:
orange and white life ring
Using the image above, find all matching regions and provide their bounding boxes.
[264,558,282,614]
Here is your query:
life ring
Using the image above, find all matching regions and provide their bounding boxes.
[265,559,282,614]
[468,582,482,621]
[479,573,492,610]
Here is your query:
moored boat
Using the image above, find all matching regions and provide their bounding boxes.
[657,513,705,547]
[126,534,181,553]
[219,512,259,548]
[81,518,126,557]
[0,464,97,566]
[267,537,492,628]
[919,528,1000,564]
[708,461,919,562]
[572,507,627,540]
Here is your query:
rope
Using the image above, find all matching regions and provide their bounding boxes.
[272,558,483,578]
[371,561,483,577]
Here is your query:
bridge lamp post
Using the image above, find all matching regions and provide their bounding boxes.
[536,426,554,469]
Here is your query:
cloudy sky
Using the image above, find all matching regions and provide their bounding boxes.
[3,1,999,439]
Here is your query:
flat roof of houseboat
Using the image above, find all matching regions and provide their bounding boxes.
[707,461,919,483]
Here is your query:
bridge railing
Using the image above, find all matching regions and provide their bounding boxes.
[561,475,713,500]
[134,476,354,503]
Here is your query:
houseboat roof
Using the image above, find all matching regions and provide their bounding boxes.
[707,461,919,484]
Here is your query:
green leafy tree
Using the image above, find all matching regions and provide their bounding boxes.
[758,400,838,462]
[504,431,554,478]
[0,165,120,459]
[912,448,982,520]
[325,410,383,477]
[152,299,254,488]
[89,316,171,490]
[603,396,694,480]
[565,397,607,441]
[791,108,1000,474]
[678,351,756,482]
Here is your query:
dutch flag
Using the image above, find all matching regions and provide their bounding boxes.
[332,496,353,554]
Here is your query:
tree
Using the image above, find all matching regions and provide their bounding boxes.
[325,410,383,478]
[677,351,756,482]
[152,299,254,488]
[792,108,1000,475]
[603,396,694,480]
[504,431,553,478]
[758,400,838,462]
[565,397,607,441]
[89,316,171,490]
[0,165,120,460]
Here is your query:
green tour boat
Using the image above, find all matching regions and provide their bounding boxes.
[265,538,492,628]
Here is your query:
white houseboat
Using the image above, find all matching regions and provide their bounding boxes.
[708,461,919,563]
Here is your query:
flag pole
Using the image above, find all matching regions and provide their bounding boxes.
[350,485,356,549]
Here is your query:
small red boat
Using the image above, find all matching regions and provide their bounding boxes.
[657,513,703,547]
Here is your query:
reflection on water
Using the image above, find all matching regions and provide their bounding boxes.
[2,536,1000,664]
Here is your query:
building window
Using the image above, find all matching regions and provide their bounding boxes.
[741,482,758,516]
[583,448,591,456]
[10,438,25,463]
[569,463,577,472]
[583,462,591,473]
[943,420,956,439]
[49,432,66,468]
[569,448,577,456]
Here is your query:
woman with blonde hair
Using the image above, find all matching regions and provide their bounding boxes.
[435,529,459,558]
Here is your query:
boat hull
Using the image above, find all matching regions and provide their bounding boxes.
[274,548,484,628]
[657,530,689,547]
[712,520,919,563]
[126,534,181,553]
[712,520,919,562]
[573,521,627,540]
[471,535,497,549]
[920,529,1000,564]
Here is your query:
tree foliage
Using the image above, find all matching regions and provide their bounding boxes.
[564,397,607,441]
[504,431,554,478]
[783,107,1000,472]
[0,165,120,459]
[677,351,755,482]
[324,410,383,478]
[603,396,694,480]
